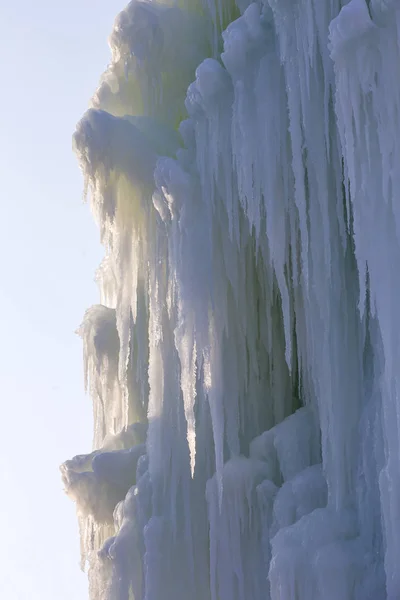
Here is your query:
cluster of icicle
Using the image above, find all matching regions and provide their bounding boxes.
[61,0,400,598]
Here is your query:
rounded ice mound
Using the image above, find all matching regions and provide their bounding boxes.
[329,0,376,59]
[93,0,209,124]
[222,2,268,78]
[269,507,360,598]
[250,407,321,485]
[92,444,146,489]
[61,444,146,524]
[186,59,232,117]
[271,464,327,534]
[60,468,123,524]
[109,0,164,63]
[73,109,157,191]
[108,0,208,70]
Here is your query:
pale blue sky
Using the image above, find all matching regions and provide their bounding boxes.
[0,1,123,598]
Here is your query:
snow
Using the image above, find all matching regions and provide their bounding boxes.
[61,0,400,598]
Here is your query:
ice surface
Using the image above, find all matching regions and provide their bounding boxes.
[62,0,400,598]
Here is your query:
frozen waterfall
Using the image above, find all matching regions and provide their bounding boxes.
[61,0,400,598]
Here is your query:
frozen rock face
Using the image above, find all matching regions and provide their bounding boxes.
[62,0,400,598]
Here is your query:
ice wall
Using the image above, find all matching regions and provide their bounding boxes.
[61,0,400,598]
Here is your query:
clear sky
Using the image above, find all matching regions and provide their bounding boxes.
[0,1,122,598]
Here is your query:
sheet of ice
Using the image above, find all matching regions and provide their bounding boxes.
[62,0,400,598]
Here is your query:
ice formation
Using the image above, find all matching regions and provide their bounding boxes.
[61,0,400,598]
